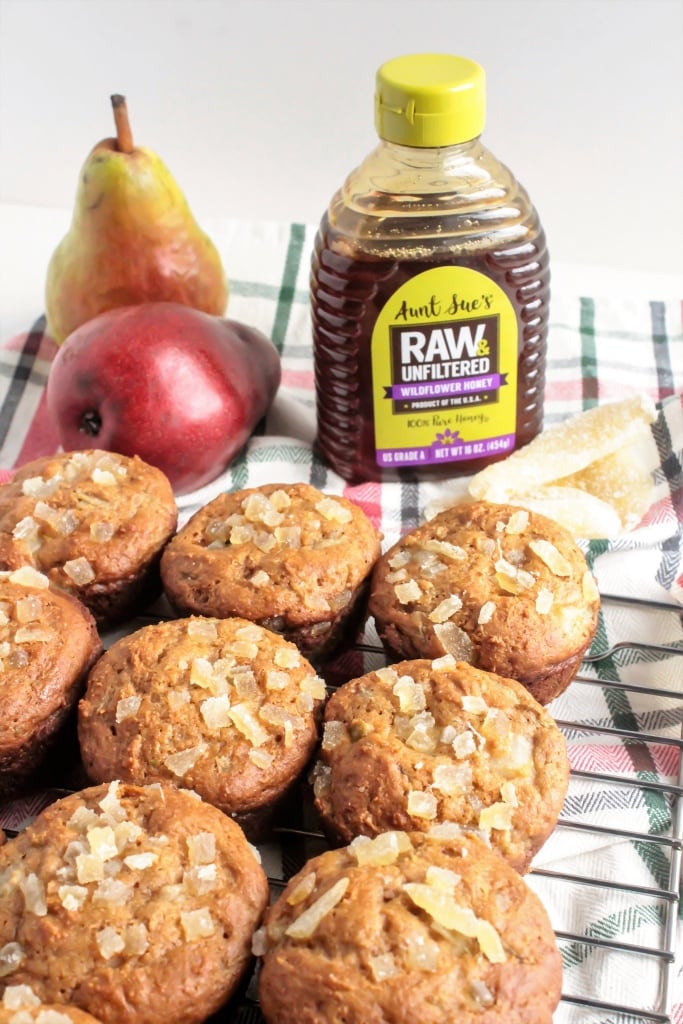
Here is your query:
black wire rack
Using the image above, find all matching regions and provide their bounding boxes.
[1,592,681,1024]
[225,591,683,1024]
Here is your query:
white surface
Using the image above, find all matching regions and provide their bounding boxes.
[0,0,682,276]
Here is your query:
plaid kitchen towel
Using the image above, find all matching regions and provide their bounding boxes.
[0,216,682,1022]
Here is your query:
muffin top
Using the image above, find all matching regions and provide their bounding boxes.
[257,829,562,1024]
[369,500,599,690]
[0,781,269,1024]
[313,657,569,872]
[160,483,381,629]
[0,1002,104,1023]
[0,450,177,598]
[78,617,326,814]
[0,567,101,759]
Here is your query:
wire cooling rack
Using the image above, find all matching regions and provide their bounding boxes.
[1,592,681,1024]
[224,591,683,1024]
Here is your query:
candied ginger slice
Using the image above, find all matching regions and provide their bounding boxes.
[469,395,657,502]
[285,877,349,939]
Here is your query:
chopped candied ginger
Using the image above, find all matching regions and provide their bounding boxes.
[286,872,317,905]
[407,790,438,819]
[349,831,412,866]
[92,467,118,487]
[422,539,467,561]
[187,618,219,640]
[582,570,599,602]
[200,695,232,730]
[403,884,505,963]
[7,566,49,589]
[528,539,572,576]
[425,865,461,891]
[404,711,439,753]
[285,877,350,939]
[322,720,346,749]
[494,558,535,594]
[477,600,496,625]
[116,695,142,723]
[300,674,327,700]
[63,557,96,585]
[90,520,115,542]
[392,674,427,713]
[187,832,216,866]
[368,952,400,981]
[461,695,488,715]
[394,579,422,604]
[0,942,24,978]
[14,624,53,643]
[315,496,353,523]
[505,510,530,534]
[274,646,300,669]
[164,743,205,777]
[535,587,554,614]
[229,704,270,746]
[433,622,473,661]
[96,927,125,959]
[181,907,216,941]
[428,595,463,623]
[19,873,47,916]
[479,801,514,832]
[432,763,469,794]
[431,653,456,670]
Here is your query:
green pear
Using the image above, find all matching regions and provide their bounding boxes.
[45,95,228,344]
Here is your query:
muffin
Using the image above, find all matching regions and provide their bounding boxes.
[0,450,178,626]
[160,483,381,660]
[256,829,562,1024]
[0,781,269,1024]
[369,499,600,703]
[0,1002,104,1024]
[78,616,326,836]
[312,657,569,872]
[0,566,101,799]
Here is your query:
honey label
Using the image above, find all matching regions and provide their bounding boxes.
[371,266,518,469]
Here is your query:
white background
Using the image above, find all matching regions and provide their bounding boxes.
[0,0,682,275]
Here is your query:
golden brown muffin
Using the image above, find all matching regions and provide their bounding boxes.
[0,450,178,626]
[312,657,569,872]
[369,500,600,704]
[160,483,381,660]
[78,616,326,835]
[256,829,562,1024]
[0,567,101,799]
[0,781,269,1024]
[0,1004,104,1023]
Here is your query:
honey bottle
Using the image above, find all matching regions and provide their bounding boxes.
[311,53,550,484]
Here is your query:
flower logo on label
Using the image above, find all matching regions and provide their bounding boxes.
[433,428,462,446]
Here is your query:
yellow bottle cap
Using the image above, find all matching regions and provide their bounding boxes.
[375,53,486,148]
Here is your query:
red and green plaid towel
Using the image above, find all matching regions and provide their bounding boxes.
[0,216,682,1022]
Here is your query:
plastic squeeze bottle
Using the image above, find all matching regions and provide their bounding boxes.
[311,53,550,484]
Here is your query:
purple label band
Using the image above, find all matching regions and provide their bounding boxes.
[385,373,505,400]
[377,434,516,467]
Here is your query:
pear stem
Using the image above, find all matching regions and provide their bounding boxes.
[111,94,134,153]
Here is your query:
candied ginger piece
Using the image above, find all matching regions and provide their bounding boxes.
[433,622,473,661]
[407,790,438,819]
[63,557,96,585]
[285,877,349,939]
[349,831,411,866]
[315,496,353,523]
[395,579,422,604]
[528,539,572,577]
[428,595,463,623]
[469,395,657,502]
[8,566,49,589]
